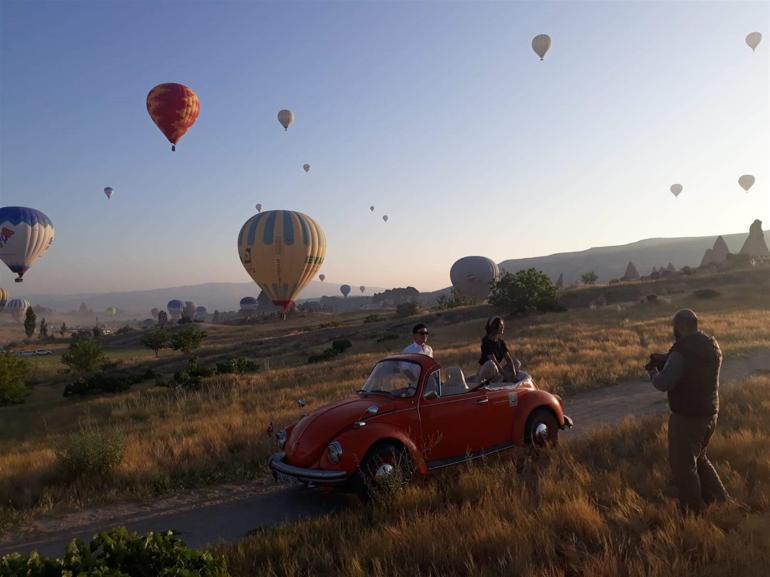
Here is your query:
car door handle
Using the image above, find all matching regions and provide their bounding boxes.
[476,398,489,405]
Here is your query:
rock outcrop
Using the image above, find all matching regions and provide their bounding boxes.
[711,236,730,263]
[700,249,715,267]
[666,262,676,272]
[622,261,640,281]
[739,220,770,257]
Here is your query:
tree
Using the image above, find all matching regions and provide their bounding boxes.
[489,269,563,314]
[60,322,67,337]
[395,301,419,317]
[39,317,48,339]
[141,328,169,357]
[61,337,107,373]
[580,272,598,285]
[170,325,207,356]
[0,353,31,405]
[24,308,37,339]
[157,310,168,327]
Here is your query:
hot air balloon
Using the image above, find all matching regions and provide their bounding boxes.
[167,299,183,320]
[670,184,683,197]
[104,187,114,199]
[303,164,311,173]
[382,215,388,222]
[370,206,375,212]
[105,307,118,317]
[240,296,259,312]
[450,256,500,299]
[277,109,294,131]
[194,306,208,322]
[6,298,30,322]
[532,34,551,61]
[359,285,365,294]
[238,210,326,312]
[0,207,55,282]
[319,274,326,282]
[340,284,351,297]
[746,32,762,51]
[739,174,755,192]
[0,288,8,312]
[146,83,200,151]
[256,203,262,213]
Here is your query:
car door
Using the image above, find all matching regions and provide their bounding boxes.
[418,371,489,465]
[477,385,521,451]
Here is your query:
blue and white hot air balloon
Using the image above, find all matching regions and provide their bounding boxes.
[194,306,208,322]
[0,207,55,282]
[6,297,30,322]
[240,296,259,312]
[167,299,184,320]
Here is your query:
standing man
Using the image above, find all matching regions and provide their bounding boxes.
[403,323,433,357]
[646,309,730,512]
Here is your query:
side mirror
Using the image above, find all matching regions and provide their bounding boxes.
[423,390,438,401]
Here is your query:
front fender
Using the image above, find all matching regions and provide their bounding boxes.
[513,390,566,444]
[333,423,428,475]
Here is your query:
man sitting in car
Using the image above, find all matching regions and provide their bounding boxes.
[403,323,433,357]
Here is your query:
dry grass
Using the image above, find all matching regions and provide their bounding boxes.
[219,375,770,577]
[1,281,770,530]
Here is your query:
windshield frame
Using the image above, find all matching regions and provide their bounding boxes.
[359,359,423,398]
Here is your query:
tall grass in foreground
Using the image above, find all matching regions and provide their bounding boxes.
[220,376,770,577]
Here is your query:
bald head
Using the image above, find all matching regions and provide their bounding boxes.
[673,309,699,339]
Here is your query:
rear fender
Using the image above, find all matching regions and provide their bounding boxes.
[335,423,428,475]
[513,390,565,444]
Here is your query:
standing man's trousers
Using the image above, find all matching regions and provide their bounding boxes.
[668,413,729,511]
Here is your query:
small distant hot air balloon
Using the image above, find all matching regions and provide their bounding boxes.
[303,164,311,173]
[382,215,388,222]
[0,207,55,282]
[739,175,755,192]
[105,307,118,317]
[359,285,365,294]
[6,298,30,322]
[194,306,207,322]
[340,284,351,297]
[532,34,551,61]
[256,203,262,213]
[319,274,326,282]
[277,109,294,131]
[0,288,8,312]
[146,83,200,151]
[240,296,259,312]
[746,32,762,51]
[104,187,114,199]
[370,206,375,212]
[167,299,183,320]
[670,184,683,197]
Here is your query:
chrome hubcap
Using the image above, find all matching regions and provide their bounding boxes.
[534,423,549,445]
[375,463,395,480]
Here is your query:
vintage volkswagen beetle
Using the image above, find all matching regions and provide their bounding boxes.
[269,354,573,491]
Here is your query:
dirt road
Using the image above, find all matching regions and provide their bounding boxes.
[2,349,769,557]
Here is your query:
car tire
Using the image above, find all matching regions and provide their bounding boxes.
[525,408,559,448]
[353,442,414,500]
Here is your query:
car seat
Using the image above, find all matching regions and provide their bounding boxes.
[442,367,469,396]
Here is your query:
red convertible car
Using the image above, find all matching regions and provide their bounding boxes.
[269,354,573,491]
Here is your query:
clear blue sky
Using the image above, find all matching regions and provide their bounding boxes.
[1,0,767,295]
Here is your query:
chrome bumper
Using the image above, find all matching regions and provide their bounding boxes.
[268,452,348,484]
[562,415,574,429]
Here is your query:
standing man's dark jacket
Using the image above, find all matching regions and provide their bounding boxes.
[666,332,721,417]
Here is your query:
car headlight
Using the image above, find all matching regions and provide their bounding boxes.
[276,430,287,450]
[327,441,343,464]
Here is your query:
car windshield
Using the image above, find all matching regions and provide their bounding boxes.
[360,360,421,398]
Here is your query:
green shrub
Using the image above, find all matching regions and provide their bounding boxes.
[693,288,721,299]
[363,314,382,323]
[57,428,125,479]
[489,269,564,313]
[331,339,352,353]
[61,337,107,373]
[63,370,151,397]
[0,527,229,576]
[0,353,30,406]
[395,301,419,317]
[116,325,134,335]
[375,333,400,343]
[308,340,353,364]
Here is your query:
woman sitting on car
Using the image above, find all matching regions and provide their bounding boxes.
[477,316,521,382]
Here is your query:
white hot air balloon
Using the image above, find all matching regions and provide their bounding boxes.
[303,164,310,173]
[670,184,683,197]
[532,34,551,61]
[277,109,294,131]
[104,187,114,199]
[746,32,762,51]
[738,174,755,192]
[382,215,388,222]
[256,203,262,213]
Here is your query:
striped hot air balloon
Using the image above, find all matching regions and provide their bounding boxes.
[146,83,200,151]
[0,207,55,282]
[240,296,259,312]
[6,298,30,322]
[238,210,326,312]
[0,288,8,312]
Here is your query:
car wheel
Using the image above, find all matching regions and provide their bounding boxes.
[354,442,414,500]
[525,408,559,448]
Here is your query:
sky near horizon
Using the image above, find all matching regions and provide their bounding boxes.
[1,0,768,296]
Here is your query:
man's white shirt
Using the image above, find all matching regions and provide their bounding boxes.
[402,342,433,358]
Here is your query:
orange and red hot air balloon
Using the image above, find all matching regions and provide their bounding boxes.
[146,83,200,151]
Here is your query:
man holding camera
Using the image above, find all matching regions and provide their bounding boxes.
[646,308,730,512]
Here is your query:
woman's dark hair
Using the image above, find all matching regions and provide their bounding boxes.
[485,316,503,337]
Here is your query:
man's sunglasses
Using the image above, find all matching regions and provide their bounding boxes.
[415,331,429,335]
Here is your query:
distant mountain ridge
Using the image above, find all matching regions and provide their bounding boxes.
[499,228,767,285]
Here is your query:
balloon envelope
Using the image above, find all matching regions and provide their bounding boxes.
[670,184,683,197]
[238,210,326,312]
[382,215,388,222]
[340,284,351,297]
[104,187,114,199]
[359,285,365,293]
[256,203,262,213]
[240,296,259,312]
[7,297,30,322]
[167,299,183,318]
[532,34,551,60]
[194,306,207,321]
[739,175,755,191]
[303,164,310,173]
[0,287,8,311]
[146,83,200,150]
[319,274,326,282]
[0,207,55,282]
[746,32,762,51]
[277,109,294,131]
[105,307,117,316]
[450,256,500,299]
[370,206,375,212]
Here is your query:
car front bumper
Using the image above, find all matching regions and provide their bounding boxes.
[268,452,348,485]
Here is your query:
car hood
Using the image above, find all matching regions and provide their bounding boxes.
[285,396,397,467]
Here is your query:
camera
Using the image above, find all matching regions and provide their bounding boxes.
[645,353,669,372]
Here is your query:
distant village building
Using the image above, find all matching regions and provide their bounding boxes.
[739,219,770,257]
[621,261,640,281]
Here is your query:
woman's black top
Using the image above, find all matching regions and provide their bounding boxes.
[479,336,508,365]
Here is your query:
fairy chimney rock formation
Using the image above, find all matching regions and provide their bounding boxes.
[711,236,730,263]
[666,262,676,272]
[739,220,770,257]
[700,248,715,267]
[555,273,564,289]
[622,261,640,281]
